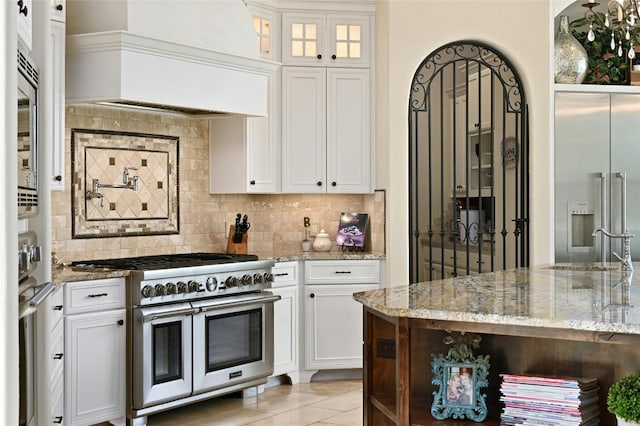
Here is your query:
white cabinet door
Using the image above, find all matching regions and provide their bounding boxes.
[64,309,126,426]
[51,0,66,22]
[282,67,326,193]
[271,285,298,377]
[326,68,371,193]
[51,20,66,191]
[282,13,371,68]
[17,0,32,49]
[304,284,378,370]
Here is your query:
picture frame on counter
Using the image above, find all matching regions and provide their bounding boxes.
[336,212,369,252]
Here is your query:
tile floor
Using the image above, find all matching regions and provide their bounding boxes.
[145,379,363,426]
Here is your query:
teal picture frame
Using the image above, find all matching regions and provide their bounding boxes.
[430,334,490,421]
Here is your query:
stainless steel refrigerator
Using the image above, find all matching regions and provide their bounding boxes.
[555,91,640,263]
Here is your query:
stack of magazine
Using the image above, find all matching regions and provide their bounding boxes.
[500,374,600,425]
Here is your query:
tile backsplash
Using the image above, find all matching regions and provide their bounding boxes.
[51,105,385,262]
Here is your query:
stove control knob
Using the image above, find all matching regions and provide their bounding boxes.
[253,273,264,284]
[177,282,188,293]
[188,280,200,293]
[155,284,167,296]
[166,282,177,295]
[225,276,237,288]
[206,277,218,291]
[241,274,252,285]
[263,272,274,284]
[141,285,156,298]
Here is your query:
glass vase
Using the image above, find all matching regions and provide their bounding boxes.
[554,15,588,84]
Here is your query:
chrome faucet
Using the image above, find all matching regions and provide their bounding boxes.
[86,166,140,207]
[592,228,635,271]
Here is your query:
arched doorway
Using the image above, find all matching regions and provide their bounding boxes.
[408,41,529,283]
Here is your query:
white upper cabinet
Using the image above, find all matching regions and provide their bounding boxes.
[51,20,66,191]
[17,0,32,49]
[282,66,371,193]
[249,3,281,61]
[50,0,66,22]
[282,13,371,68]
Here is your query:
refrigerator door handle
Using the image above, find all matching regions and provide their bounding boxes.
[615,171,627,233]
[599,172,607,262]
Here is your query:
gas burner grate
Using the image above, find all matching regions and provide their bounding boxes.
[70,252,259,270]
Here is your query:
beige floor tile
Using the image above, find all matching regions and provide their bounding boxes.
[144,379,363,426]
[242,405,344,426]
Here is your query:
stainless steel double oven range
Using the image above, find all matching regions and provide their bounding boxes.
[72,253,278,425]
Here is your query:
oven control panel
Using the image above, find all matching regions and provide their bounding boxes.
[134,267,274,306]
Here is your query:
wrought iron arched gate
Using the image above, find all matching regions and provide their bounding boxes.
[409,41,530,283]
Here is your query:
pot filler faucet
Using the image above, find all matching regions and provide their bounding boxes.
[86,166,139,207]
[592,172,635,272]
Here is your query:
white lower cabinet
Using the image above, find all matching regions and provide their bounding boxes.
[304,283,378,370]
[302,260,382,375]
[270,261,300,383]
[64,278,126,426]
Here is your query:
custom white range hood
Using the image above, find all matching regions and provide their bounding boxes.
[65,0,279,116]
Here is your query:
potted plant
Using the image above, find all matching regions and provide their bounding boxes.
[569,13,638,85]
[607,375,640,425]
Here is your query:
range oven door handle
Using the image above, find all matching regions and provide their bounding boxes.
[195,293,281,313]
[19,281,56,319]
[140,305,199,323]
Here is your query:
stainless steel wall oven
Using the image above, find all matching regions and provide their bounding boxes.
[17,41,39,218]
[70,253,278,426]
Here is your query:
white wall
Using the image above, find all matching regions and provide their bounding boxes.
[376,0,556,285]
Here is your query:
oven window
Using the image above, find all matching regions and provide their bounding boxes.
[205,308,262,372]
[152,321,183,385]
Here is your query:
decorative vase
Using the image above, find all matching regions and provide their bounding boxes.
[616,415,640,426]
[554,15,588,84]
[302,239,311,252]
[312,229,332,252]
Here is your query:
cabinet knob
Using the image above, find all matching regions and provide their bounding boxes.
[310,293,315,298]
[317,181,322,186]
[53,416,63,424]
[331,181,337,187]
[17,0,28,16]
[53,353,63,360]
[56,3,63,10]
[331,54,337,60]
[117,319,124,326]
[317,54,322,60]
[250,180,256,185]
[54,175,62,181]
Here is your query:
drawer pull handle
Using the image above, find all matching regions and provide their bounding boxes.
[53,416,63,424]
[53,353,63,360]
[53,305,63,311]
[334,271,352,274]
[87,293,108,298]
[274,273,289,277]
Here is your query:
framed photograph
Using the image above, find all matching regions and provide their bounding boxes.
[335,212,369,251]
[444,364,475,406]
[431,333,490,421]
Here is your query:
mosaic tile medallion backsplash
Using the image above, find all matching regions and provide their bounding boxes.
[71,128,179,238]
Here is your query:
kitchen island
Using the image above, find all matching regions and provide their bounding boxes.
[354,263,640,425]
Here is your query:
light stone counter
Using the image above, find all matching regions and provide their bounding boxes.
[262,248,386,263]
[52,265,130,284]
[354,262,640,336]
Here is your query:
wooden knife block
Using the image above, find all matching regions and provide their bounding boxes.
[226,225,248,254]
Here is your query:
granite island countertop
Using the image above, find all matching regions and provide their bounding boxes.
[354,262,640,336]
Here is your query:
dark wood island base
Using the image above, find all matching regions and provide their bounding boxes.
[358,265,640,426]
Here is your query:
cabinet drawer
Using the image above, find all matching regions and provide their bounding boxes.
[272,261,299,288]
[64,278,126,314]
[305,260,380,284]
[50,319,64,386]
[49,285,65,326]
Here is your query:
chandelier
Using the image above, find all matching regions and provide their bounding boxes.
[583,0,640,59]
